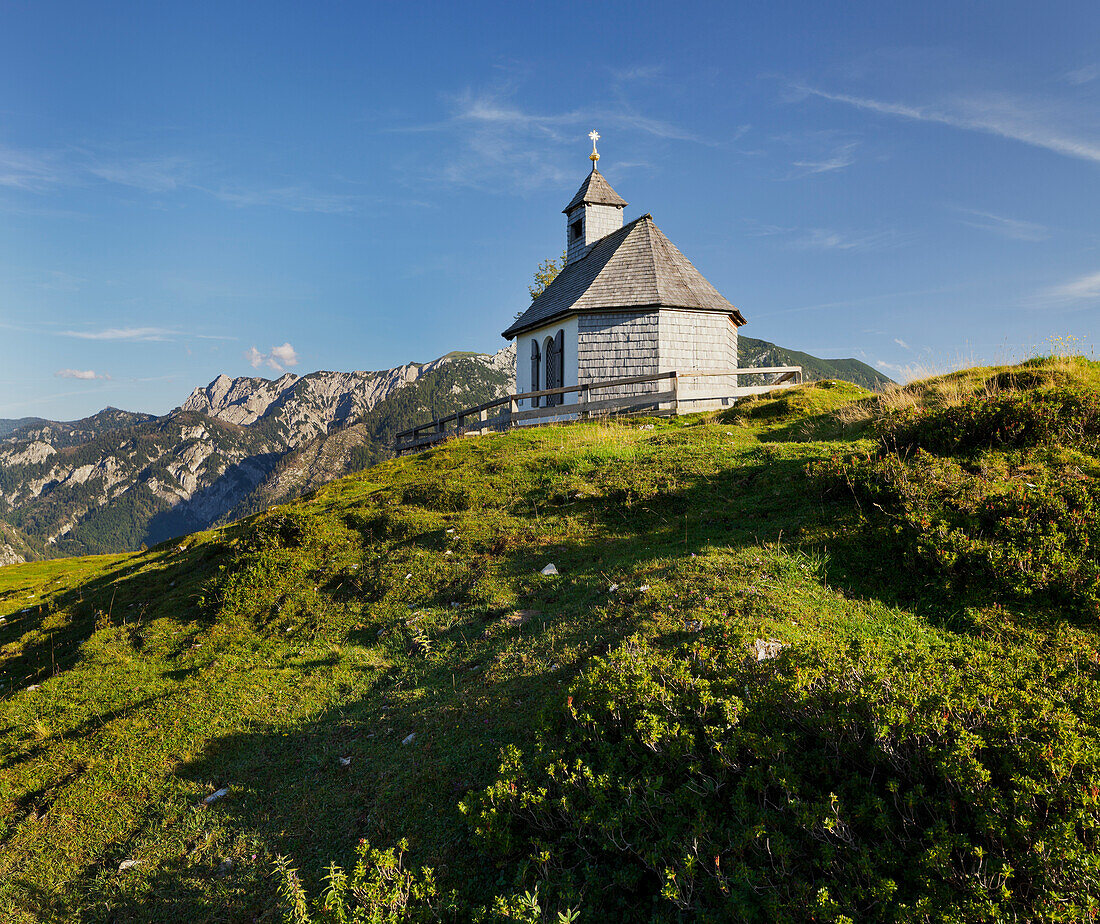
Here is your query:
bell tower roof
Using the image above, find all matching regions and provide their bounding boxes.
[563,166,628,214]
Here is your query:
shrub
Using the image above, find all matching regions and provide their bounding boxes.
[878,386,1100,455]
[462,635,1100,922]
[276,839,454,923]
[813,449,1100,613]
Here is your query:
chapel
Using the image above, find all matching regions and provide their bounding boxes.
[502,133,746,406]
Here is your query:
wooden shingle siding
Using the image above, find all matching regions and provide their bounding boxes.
[658,309,738,372]
[578,310,660,395]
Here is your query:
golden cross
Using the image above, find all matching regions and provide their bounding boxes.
[588,130,600,162]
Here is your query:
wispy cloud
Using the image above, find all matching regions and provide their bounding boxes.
[391,84,701,192]
[446,87,697,141]
[1032,270,1100,309]
[0,144,68,191]
[789,141,859,177]
[796,84,1100,164]
[87,155,191,192]
[1064,64,1100,86]
[747,220,903,252]
[793,228,902,251]
[608,64,665,84]
[211,185,360,214]
[894,338,911,350]
[246,342,299,373]
[954,207,1049,241]
[874,359,932,383]
[0,142,360,214]
[61,326,178,342]
[55,368,110,380]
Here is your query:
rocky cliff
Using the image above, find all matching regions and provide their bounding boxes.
[0,348,513,558]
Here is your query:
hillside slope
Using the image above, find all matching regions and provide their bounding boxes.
[0,354,1096,922]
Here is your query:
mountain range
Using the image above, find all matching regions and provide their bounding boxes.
[0,338,889,563]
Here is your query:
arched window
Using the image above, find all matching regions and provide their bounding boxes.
[530,339,541,407]
[544,329,565,406]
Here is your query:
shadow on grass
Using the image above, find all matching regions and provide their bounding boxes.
[0,542,233,694]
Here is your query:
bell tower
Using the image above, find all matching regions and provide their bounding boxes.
[563,131,628,264]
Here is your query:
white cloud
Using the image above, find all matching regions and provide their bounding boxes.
[954,208,1048,241]
[247,342,300,373]
[796,84,1100,165]
[1065,64,1100,86]
[790,227,901,251]
[87,156,191,193]
[0,142,358,215]
[0,144,68,190]
[55,368,110,380]
[61,326,177,342]
[789,141,859,177]
[392,83,702,192]
[874,359,935,383]
[1033,270,1100,309]
[894,338,911,350]
[211,185,360,214]
[747,218,903,252]
[608,64,667,85]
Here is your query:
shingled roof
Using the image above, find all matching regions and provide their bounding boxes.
[562,166,628,213]
[503,214,746,339]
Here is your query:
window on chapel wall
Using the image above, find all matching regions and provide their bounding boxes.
[544,329,565,406]
[569,219,583,242]
[530,339,541,408]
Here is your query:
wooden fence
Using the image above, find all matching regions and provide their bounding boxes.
[394,365,802,455]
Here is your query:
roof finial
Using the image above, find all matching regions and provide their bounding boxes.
[588,130,600,165]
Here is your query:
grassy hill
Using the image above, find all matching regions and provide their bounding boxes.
[0,355,1098,922]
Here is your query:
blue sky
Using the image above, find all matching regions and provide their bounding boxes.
[1,0,1098,419]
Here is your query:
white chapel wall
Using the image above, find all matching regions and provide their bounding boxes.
[514,315,579,407]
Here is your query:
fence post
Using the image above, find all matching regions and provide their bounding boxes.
[580,384,590,419]
[670,371,678,416]
[508,396,518,430]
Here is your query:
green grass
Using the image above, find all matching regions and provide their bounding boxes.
[0,361,1097,921]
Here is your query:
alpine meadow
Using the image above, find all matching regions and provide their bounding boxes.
[2,352,1099,921]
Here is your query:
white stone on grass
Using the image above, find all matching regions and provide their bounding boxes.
[750,639,785,662]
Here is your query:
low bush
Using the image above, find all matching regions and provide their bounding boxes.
[813,448,1100,614]
[878,386,1100,455]
[462,635,1100,922]
[277,839,454,923]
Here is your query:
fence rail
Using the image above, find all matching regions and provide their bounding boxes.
[394,365,802,454]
